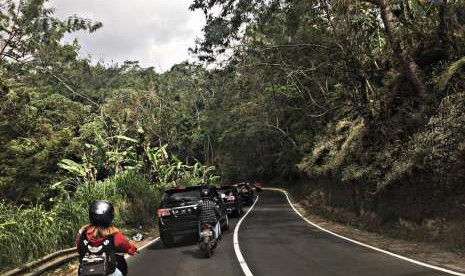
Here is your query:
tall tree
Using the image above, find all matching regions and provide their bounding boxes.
[365,0,426,97]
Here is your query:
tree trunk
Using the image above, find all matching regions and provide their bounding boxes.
[371,0,427,97]
[438,0,450,47]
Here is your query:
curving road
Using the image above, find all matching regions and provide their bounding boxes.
[127,190,456,276]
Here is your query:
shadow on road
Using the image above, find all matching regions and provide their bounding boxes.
[181,248,205,259]
[147,235,198,250]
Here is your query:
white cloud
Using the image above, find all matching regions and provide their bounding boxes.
[48,0,205,72]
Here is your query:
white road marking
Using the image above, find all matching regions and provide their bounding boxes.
[124,237,160,259]
[138,237,161,251]
[265,187,465,276]
[233,196,259,276]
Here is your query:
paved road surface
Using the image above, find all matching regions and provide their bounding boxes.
[127,208,243,275]
[127,190,453,276]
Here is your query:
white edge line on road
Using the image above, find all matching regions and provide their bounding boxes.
[124,236,160,259]
[233,196,259,276]
[138,236,161,251]
[264,187,465,276]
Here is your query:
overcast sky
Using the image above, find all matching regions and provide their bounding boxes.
[48,0,205,72]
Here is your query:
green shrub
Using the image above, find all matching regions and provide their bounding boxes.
[111,171,160,226]
[0,171,160,272]
[0,202,80,271]
[379,92,465,190]
[298,118,367,179]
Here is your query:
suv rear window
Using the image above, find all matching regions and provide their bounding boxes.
[237,184,250,190]
[219,187,233,196]
[161,189,200,207]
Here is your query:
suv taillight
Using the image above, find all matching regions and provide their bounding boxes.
[157,208,171,217]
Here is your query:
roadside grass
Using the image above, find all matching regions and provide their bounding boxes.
[0,171,159,273]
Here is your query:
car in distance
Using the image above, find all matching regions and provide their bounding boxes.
[251,181,263,192]
[157,186,229,247]
[218,185,243,217]
[235,182,256,206]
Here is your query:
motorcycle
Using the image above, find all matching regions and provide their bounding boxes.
[199,223,217,258]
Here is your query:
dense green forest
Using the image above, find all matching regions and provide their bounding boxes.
[2,0,465,271]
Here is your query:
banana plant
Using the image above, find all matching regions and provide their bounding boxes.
[57,156,96,183]
[55,154,97,194]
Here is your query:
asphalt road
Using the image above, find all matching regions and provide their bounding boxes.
[127,208,244,276]
[127,190,453,276]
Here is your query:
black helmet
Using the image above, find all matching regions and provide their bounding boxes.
[200,188,210,199]
[89,200,114,227]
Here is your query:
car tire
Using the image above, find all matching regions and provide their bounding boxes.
[222,214,229,231]
[160,233,174,248]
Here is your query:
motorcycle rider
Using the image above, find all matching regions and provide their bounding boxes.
[198,187,221,241]
[76,200,137,276]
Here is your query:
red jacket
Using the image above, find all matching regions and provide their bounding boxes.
[76,226,137,255]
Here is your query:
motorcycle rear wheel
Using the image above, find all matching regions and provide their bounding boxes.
[200,241,212,258]
[115,254,128,276]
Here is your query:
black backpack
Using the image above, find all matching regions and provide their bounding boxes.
[78,229,117,276]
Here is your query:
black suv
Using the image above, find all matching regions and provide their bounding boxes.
[218,185,243,217]
[157,186,229,247]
